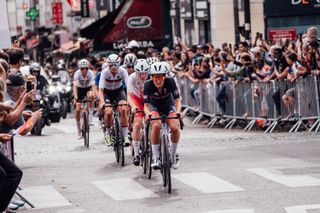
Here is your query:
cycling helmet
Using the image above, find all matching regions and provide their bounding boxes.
[127,40,140,49]
[106,54,121,66]
[29,62,41,72]
[124,53,137,67]
[149,62,167,75]
[161,61,171,73]
[78,59,90,68]
[146,57,160,66]
[134,59,150,73]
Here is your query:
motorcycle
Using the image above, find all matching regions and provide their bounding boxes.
[59,82,73,119]
[47,76,63,123]
[30,91,51,135]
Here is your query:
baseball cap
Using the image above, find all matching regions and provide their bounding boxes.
[6,74,25,86]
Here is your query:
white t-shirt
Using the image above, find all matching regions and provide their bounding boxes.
[73,69,95,88]
[99,67,129,90]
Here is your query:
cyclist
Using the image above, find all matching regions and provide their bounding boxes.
[99,54,130,145]
[123,53,137,76]
[144,62,182,170]
[73,59,96,139]
[127,59,150,166]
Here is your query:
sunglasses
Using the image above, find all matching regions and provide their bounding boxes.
[152,75,166,80]
[127,66,134,69]
[109,64,119,68]
[80,67,89,70]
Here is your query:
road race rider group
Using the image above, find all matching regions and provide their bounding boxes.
[73,46,183,170]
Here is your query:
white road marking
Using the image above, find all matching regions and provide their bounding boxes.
[18,185,71,209]
[204,210,255,213]
[173,172,245,193]
[285,204,320,213]
[247,168,320,187]
[92,178,159,200]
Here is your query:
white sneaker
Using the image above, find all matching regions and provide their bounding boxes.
[172,154,179,169]
[11,199,24,207]
[151,158,161,170]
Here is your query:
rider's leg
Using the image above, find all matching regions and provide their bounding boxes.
[150,111,161,159]
[119,100,129,139]
[167,115,180,156]
[104,105,113,134]
[87,91,94,124]
[76,102,82,137]
[132,117,143,157]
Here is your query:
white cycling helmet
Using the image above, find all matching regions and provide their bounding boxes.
[78,59,90,68]
[146,57,160,66]
[149,62,167,75]
[127,40,140,49]
[134,59,150,73]
[107,53,121,66]
[124,53,137,67]
[161,61,171,73]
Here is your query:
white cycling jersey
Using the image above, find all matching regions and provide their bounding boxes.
[73,69,95,88]
[99,66,129,90]
[127,72,145,99]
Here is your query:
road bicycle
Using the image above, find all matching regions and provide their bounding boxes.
[147,114,183,193]
[102,103,128,166]
[130,110,152,179]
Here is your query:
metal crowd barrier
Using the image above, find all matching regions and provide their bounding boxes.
[177,75,320,133]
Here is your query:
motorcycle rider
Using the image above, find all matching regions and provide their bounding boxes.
[56,63,71,85]
[30,62,48,92]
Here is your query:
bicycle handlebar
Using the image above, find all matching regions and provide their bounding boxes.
[147,114,184,130]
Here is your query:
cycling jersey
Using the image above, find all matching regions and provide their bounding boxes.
[127,72,144,101]
[73,69,95,88]
[144,77,180,114]
[99,67,129,90]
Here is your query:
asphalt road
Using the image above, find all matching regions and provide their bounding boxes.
[13,115,320,213]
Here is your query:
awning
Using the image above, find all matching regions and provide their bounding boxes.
[59,41,76,52]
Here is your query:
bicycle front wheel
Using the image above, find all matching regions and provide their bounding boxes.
[82,111,89,148]
[162,134,172,193]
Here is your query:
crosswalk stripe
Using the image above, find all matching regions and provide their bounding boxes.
[173,172,245,193]
[203,210,255,213]
[92,178,159,200]
[18,185,71,209]
[247,168,320,187]
[285,204,320,213]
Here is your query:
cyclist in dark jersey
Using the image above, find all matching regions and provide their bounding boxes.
[144,62,182,170]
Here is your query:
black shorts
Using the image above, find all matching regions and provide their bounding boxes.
[103,87,126,104]
[150,104,176,116]
[77,87,92,100]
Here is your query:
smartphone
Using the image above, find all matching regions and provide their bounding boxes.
[26,81,33,92]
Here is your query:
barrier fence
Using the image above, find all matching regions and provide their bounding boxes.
[176,75,320,133]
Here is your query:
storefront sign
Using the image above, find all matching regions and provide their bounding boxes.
[52,2,63,25]
[269,28,297,41]
[195,0,209,20]
[181,0,192,20]
[113,40,154,50]
[0,2,11,48]
[127,16,152,29]
[265,0,320,17]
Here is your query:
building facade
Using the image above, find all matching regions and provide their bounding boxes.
[171,0,264,47]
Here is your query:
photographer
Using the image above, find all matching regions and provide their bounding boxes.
[29,62,49,93]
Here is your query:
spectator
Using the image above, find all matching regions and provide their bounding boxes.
[5,48,24,75]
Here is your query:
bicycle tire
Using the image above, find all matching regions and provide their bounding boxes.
[141,134,147,174]
[114,118,120,163]
[146,125,152,179]
[85,111,90,148]
[118,120,125,166]
[160,135,167,187]
[163,134,172,193]
[82,112,87,148]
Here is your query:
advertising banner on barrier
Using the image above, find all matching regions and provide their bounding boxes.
[0,3,12,49]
